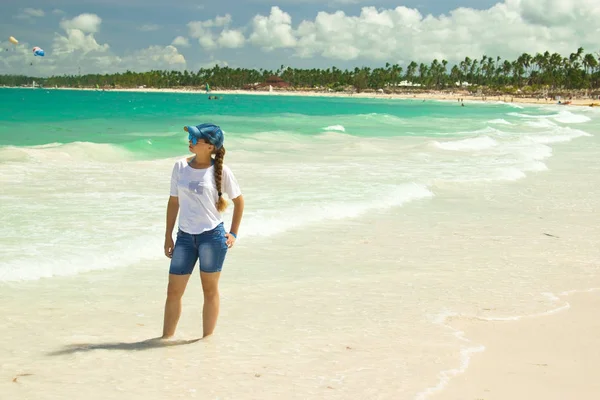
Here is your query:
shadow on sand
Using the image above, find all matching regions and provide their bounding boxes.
[47,337,202,356]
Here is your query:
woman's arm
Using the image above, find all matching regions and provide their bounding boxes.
[229,195,244,237]
[165,196,179,238]
[164,196,179,258]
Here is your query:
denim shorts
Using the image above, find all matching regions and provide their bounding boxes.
[169,223,228,274]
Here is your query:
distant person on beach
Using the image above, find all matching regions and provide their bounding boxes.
[162,123,244,339]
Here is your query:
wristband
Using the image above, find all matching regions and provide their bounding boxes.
[229,232,237,238]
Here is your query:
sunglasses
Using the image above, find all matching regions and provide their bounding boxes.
[188,133,211,146]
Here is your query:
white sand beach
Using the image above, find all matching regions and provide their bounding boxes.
[1,95,599,399]
[41,85,600,108]
[435,289,600,400]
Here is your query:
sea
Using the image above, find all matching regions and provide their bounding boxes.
[1,88,599,399]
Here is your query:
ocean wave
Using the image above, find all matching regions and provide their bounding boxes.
[322,124,346,132]
[507,112,543,119]
[509,110,591,124]
[491,101,524,109]
[455,126,503,136]
[241,183,434,238]
[552,110,592,124]
[487,119,512,125]
[525,119,557,128]
[432,136,499,151]
[0,234,163,282]
[358,113,406,125]
[520,127,591,144]
[315,130,356,141]
[442,167,528,183]
[416,310,485,400]
[0,142,135,163]
[236,130,310,144]
[419,288,591,400]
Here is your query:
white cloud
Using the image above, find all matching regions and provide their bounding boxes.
[171,36,190,47]
[25,8,45,17]
[1,13,186,76]
[198,36,217,50]
[188,14,246,50]
[4,1,599,77]
[188,15,232,37]
[249,6,297,51]
[516,0,579,26]
[53,14,108,56]
[53,28,110,55]
[59,13,102,33]
[14,8,46,19]
[202,14,232,28]
[218,30,246,48]
[122,45,186,69]
[244,1,600,63]
[188,22,208,38]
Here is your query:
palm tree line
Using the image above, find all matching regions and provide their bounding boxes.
[1,47,599,93]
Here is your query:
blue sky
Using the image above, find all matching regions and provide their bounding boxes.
[1,0,598,76]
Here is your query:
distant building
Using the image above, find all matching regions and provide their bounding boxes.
[395,80,422,87]
[244,75,290,90]
[262,75,290,88]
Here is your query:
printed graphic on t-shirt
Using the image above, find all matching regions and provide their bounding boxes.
[187,181,204,195]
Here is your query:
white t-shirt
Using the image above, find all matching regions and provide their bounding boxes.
[170,158,242,234]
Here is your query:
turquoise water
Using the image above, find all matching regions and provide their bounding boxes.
[0,88,597,281]
[2,88,600,400]
[0,88,551,149]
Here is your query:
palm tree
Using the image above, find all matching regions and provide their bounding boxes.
[4,47,599,92]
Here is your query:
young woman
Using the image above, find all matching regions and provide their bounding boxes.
[162,123,244,339]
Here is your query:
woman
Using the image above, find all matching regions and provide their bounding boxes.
[162,123,244,339]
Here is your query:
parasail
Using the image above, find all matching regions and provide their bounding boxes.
[9,36,19,45]
[33,46,45,57]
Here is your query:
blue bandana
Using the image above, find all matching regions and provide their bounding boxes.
[186,123,224,149]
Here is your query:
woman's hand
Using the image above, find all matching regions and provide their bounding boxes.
[164,236,175,258]
[225,233,236,248]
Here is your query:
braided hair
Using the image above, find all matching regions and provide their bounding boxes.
[214,146,227,212]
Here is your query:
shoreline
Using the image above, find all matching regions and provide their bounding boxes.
[434,289,600,400]
[4,85,600,107]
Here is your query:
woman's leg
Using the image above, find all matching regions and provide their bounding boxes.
[162,273,191,338]
[200,271,221,337]
[162,231,198,338]
[198,224,228,337]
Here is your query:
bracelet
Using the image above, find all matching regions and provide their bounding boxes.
[229,232,237,238]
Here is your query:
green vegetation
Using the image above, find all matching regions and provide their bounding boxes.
[1,48,599,94]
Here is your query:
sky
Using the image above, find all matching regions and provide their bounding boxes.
[1,0,599,77]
